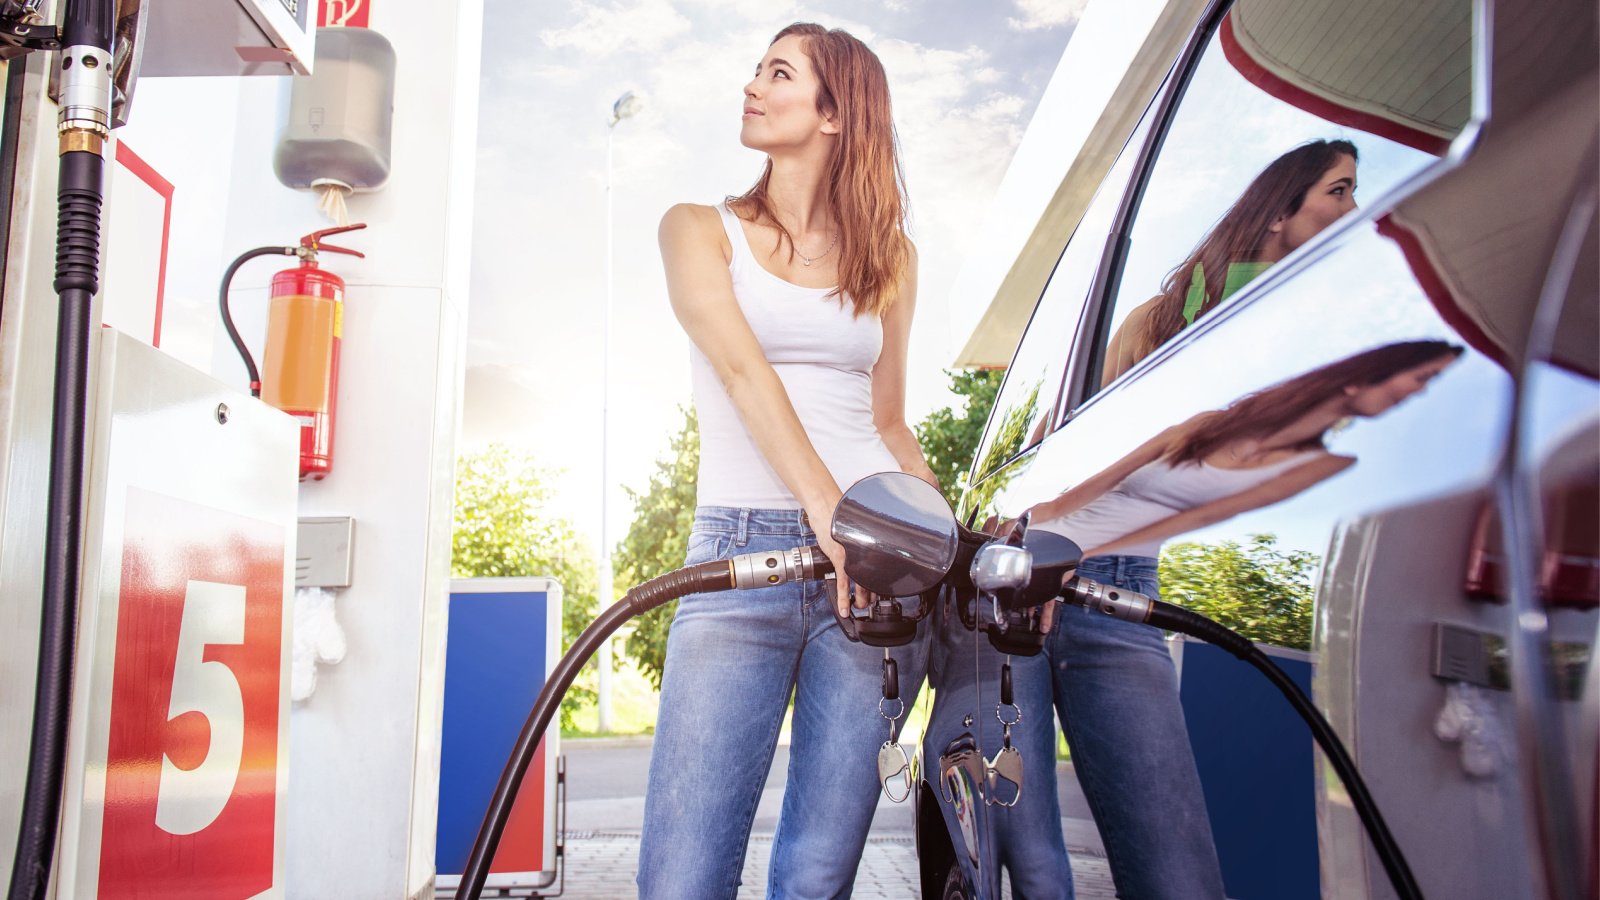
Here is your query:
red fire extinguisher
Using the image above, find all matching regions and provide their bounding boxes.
[220,223,366,481]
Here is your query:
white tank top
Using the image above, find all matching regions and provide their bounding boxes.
[1031,450,1326,558]
[690,202,898,509]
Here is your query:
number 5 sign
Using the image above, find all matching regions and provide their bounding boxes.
[96,488,286,898]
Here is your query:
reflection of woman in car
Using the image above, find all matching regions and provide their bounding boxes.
[998,340,1463,900]
[1102,139,1359,385]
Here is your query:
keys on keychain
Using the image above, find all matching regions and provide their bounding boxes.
[985,657,1024,807]
[876,650,912,803]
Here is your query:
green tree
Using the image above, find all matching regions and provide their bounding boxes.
[452,444,599,730]
[1158,534,1318,649]
[963,379,1041,517]
[914,368,1004,509]
[615,409,700,689]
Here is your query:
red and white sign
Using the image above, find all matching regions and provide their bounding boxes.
[320,0,369,28]
[97,487,286,899]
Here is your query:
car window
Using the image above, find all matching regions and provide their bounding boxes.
[1081,0,1475,401]
[969,104,1159,484]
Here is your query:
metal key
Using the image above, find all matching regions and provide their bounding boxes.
[984,657,1024,807]
[985,744,1024,807]
[876,650,911,803]
[878,741,912,803]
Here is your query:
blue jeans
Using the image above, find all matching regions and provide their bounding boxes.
[997,555,1224,900]
[637,507,930,899]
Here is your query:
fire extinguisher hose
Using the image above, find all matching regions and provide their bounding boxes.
[219,245,296,398]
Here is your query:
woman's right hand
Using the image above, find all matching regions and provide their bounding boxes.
[808,506,870,617]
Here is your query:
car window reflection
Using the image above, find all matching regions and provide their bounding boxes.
[1101,141,1359,385]
[1033,341,1463,558]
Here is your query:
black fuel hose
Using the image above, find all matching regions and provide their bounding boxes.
[9,1,115,897]
[458,547,832,899]
[219,246,297,398]
[1060,578,1424,900]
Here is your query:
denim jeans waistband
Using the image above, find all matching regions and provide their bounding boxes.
[1077,553,1159,582]
[691,506,815,542]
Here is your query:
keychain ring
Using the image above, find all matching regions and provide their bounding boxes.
[995,703,1022,727]
[879,696,905,721]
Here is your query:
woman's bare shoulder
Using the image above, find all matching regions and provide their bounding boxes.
[660,202,722,232]
[1119,295,1162,329]
[660,202,730,259]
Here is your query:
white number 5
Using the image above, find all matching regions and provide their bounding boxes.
[154,579,246,836]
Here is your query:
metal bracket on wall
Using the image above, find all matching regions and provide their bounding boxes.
[296,516,355,588]
[1432,622,1589,700]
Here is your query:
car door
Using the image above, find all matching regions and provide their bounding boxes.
[940,0,1594,897]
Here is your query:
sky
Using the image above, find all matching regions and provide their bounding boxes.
[461,0,1087,551]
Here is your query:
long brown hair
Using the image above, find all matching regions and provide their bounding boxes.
[1135,139,1358,358]
[729,22,910,318]
[1166,340,1463,464]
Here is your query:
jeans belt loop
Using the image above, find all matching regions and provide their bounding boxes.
[737,508,750,547]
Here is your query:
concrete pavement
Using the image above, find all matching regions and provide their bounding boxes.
[543,737,1117,898]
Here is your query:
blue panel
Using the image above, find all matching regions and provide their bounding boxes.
[436,590,551,875]
[1179,642,1319,900]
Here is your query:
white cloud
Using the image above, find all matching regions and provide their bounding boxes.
[540,0,693,56]
[1007,0,1088,32]
[681,0,802,19]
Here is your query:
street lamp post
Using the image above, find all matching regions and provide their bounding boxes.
[598,90,641,733]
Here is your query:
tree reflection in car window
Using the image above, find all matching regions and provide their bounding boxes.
[970,104,1160,485]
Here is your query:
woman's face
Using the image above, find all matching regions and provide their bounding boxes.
[741,34,837,152]
[1344,355,1455,418]
[1274,153,1358,253]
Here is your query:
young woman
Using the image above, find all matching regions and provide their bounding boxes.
[1102,139,1360,385]
[990,340,1462,899]
[637,23,937,899]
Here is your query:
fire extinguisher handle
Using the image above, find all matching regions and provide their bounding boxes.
[300,223,367,259]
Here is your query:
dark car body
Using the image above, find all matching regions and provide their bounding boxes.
[914,1,1597,897]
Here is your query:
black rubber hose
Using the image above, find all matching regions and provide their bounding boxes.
[458,560,736,900]
[219,246,296,398]
[62,0,112,50]
[7,145,106,900]
[1140,600,1425,900]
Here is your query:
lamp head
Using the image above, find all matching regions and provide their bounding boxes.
[611,90,643,126]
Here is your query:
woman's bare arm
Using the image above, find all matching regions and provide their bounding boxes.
[1101,298,1158,387]
[1025,418,1199,525]
[871,243,939,489]
[1087,454,1354,557]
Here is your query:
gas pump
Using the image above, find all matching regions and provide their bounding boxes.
[219,224,366,480]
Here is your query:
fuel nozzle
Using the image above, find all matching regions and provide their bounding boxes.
[730,545,832,589]
[1060,576,1155,623]
[963,517,1084,654]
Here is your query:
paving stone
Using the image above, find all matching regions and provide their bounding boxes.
[537,830,1117,899]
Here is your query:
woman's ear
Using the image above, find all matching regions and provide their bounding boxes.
[820,112,841,136]
[1267,214,1286,234]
